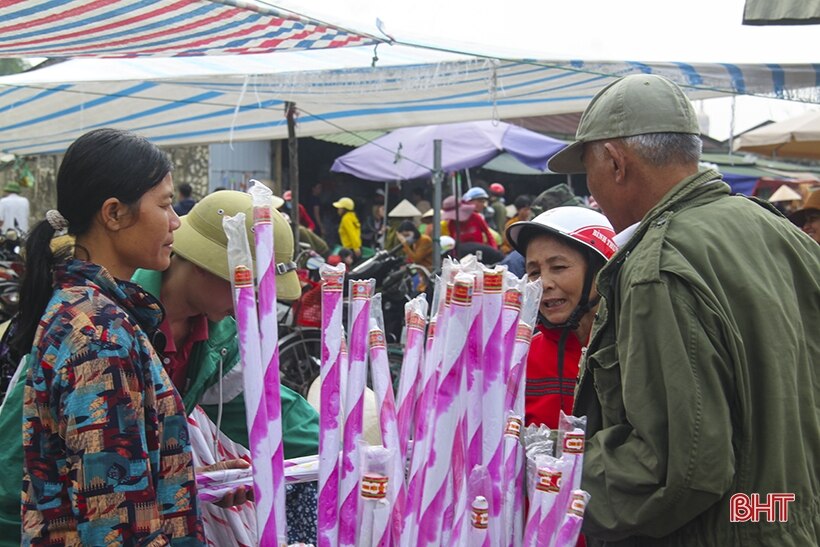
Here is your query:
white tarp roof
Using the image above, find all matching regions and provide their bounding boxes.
[1,43,818,156]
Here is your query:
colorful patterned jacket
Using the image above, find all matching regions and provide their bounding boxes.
[21,259,203,546]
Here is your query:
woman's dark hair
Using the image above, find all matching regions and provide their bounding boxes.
[11,128,173,357]
[397,220,419,238]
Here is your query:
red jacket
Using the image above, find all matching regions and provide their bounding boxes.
[525,323,583,428]
[448,213,498,249]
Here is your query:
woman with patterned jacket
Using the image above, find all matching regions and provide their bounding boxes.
[9,129,203,545]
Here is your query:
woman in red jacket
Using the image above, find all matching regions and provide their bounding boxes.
[506,206,617,428]
[441,195,498,249]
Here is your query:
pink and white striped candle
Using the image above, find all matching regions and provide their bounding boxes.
[553,490,590,547]
[480,267,507,546]
[339,279,374,547]
[250,182,287,546]
[222,213,279,546]
[469,495,490,546]
[368,318,405,547]
[418,273,475,547]
[318,263,346,547]
[402,263,458,547]
[395,296,428,467]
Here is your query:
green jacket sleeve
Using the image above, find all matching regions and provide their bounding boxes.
[581,274,735,540]
[0,377,24,547]
[201,384,319,460]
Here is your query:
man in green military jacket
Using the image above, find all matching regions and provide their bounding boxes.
[549,75,820,546]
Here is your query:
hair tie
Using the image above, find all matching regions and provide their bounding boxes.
[46,209,69,235]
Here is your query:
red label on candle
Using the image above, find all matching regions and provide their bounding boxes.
[569,492,587,517]
[234,265,253,287]
[254,205,272,224]
[515,323,533,343]
[504,289,522,310]
[360,474,388,499]
[445,284,454,306]
[536,469,562,493]
[369,329,386,348]
[504,416,523,437]
[427,320,436,340]
[352,281,371,300]
[484,271,503,293]
[323,273,345,292]
[408,312,425,331]
[471,506,489,529]
[563,432,585,454]
[452,281,473,306]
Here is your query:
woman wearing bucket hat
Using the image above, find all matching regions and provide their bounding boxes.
[506,206,617,428]
[0,190,320,545]
[333,196,362,257]
[5,128,203,545]
[131,190,319,544]
[788,188,820,244]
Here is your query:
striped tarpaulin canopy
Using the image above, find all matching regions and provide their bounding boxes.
[0,0,376,58]
[1,45,818,156]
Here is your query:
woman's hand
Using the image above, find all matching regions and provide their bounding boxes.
[197,459,255,508]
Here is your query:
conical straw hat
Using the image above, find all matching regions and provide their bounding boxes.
[388,199,422,218]
[769,184,802,203]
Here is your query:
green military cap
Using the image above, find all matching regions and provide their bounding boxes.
[530,183,585,217]
[548,74,701,174]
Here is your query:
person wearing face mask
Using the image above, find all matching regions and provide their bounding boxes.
[395,219,433,270]
[506,206,617,428]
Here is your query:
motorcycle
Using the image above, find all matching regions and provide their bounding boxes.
[0,229,24,323]
[277,244,428,397]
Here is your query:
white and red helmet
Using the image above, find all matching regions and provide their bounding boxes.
[506,206,617,262]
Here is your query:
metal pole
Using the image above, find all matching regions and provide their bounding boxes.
[432,139,443,273]
[728,95,736,157]
[286,102,300,249]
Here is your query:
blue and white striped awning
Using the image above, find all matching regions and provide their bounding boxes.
[0,0,376,58]
[1,45,818,155]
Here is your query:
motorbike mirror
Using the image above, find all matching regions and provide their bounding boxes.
[306,256,325,270]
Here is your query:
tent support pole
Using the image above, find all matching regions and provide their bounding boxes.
[286,102,300,249]
[432,140,443,273]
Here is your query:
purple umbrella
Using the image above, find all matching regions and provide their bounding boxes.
[331,121,566,181]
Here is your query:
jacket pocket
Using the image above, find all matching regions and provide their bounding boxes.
[588,343,626,426]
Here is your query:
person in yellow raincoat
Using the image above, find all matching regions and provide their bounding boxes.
[333,196,362,257]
